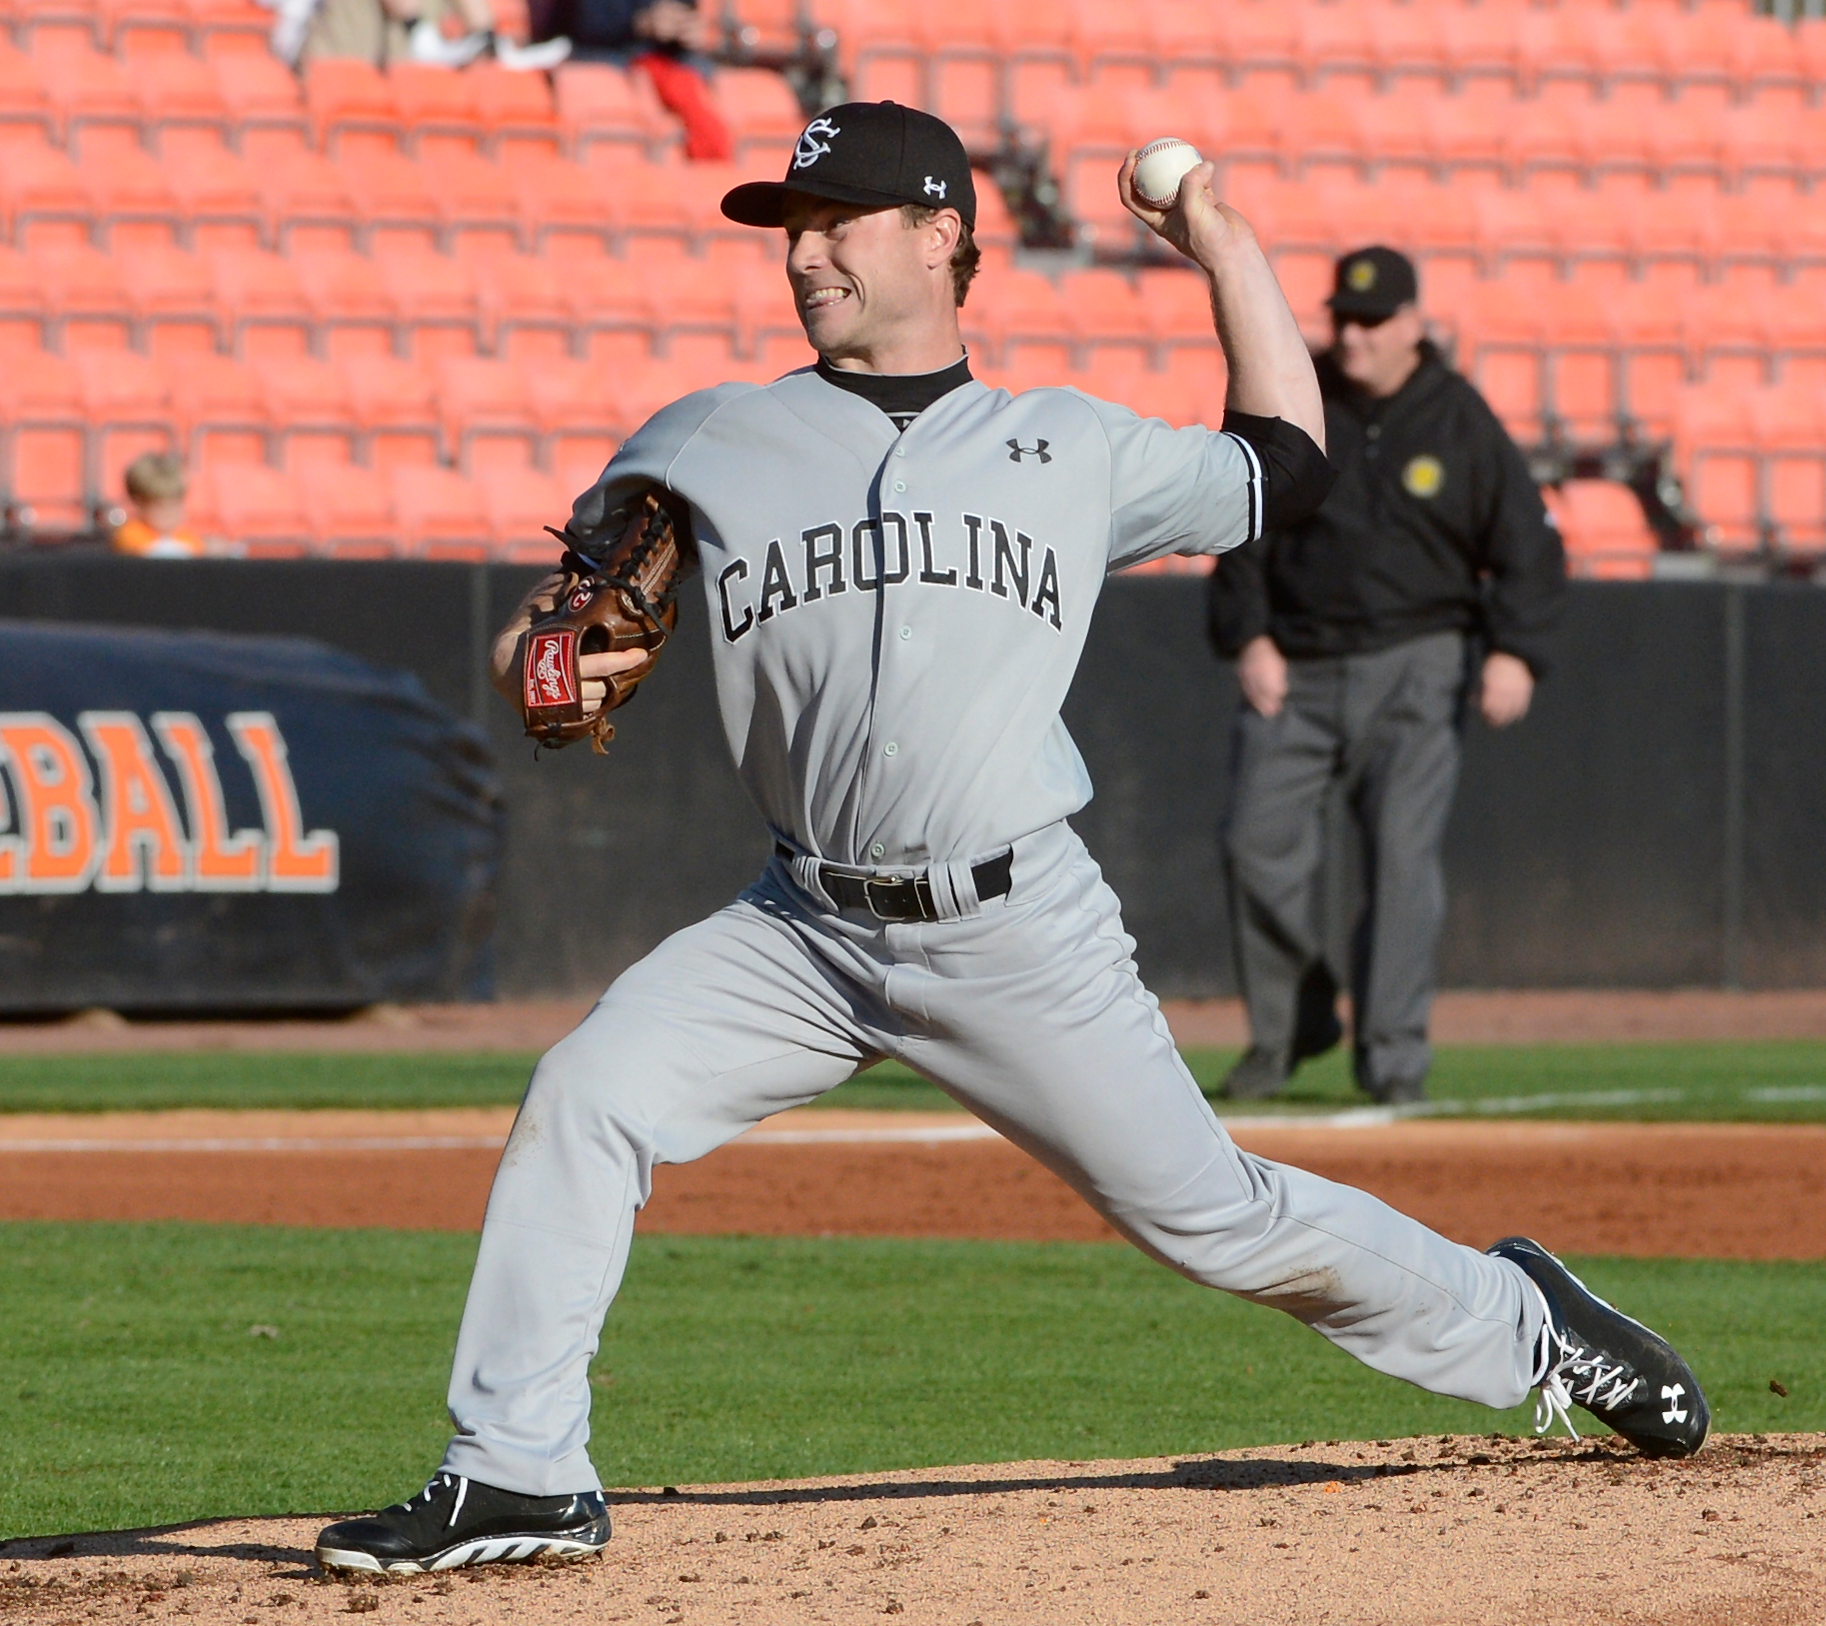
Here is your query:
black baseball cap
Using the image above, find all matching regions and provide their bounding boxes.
[1327,246,1419,319]
[720,101,977,230]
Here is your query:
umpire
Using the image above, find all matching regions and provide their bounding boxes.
[1209,246,1565,1105]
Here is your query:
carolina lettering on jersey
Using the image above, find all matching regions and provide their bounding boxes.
[717,508,1064,644]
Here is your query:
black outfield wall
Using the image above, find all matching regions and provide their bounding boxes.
[3,552,1820,1000]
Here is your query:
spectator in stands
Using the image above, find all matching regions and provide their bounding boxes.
[113,453,205,559]
[277,0,568,70]
[535,0,733,160]
[1207,246,1565,1107]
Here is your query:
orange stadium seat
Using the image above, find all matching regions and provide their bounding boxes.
[387,62,484,154]
[300,462,400,556]
[714,66,803,164]
[417,146,521,254]
[555,62,666,161]
[338,147,440,250]
[471,249,571,360]
[206,244,312,354]
[34,242,132,349]
[523,357,619,486]
[167,349,266,462]
[153,131,264,248]
[0,244,48,349]
[303,59,402,154]
[375,245,481,358]
[338,351,442,467]
[1062,266,1146,368]
[288,244,395,357]
[1672,387,1759,550]
[185,0,274,55]
[118,240,220,352]
[34,39,140,146]
[1295,3,1378,92]
[0,346,87,531]
[1549,480,1657,580]
[194,461,310,554]
[508,147,617,256]
[476,463,570,559]
[469,60,559,155]
[256,352,357,465]
[1749,383,1826,554]
[0,39,58,141]
[391,463,487,557]
[436,353,538,471]
[0,137,93,248]
[72,343,172,487]
[554,254,653,368]
[254,145,360,251]
[211,48,310,152]
[74,131,182,246]
[130,47,231,146]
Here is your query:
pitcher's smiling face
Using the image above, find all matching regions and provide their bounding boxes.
[782,193,959,372]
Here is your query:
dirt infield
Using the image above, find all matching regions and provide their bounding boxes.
[4,1108,1823,1260]
[3,1434,1822,1625]
[10,988,1826,1054]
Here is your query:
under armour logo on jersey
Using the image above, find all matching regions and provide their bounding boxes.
[793,117,840,170]
[1007,439,1051,464]
[1661,1383,1688,1424]
[924,176,947,199]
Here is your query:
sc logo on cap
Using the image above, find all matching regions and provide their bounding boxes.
[794,116,840,170]
[1402,455,1445,498]
[1346,259,1378,292]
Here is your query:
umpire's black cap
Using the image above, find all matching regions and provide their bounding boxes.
[720,102,977,230]
[1327,246,1419,319]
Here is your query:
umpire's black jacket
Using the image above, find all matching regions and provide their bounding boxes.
[1208,342,1566,674]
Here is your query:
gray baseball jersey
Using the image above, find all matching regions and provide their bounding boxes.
[580,371,1262,867]
[438,366,1544,1499]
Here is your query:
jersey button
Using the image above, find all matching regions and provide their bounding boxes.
[899,625,912,639]
[883,741,899,757]
[892,480,907,493]
[870,842,885,859]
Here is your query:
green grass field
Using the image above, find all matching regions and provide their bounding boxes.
[0,1222,1819,1540]
[3,1041,1825,1120]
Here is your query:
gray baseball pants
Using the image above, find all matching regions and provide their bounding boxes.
[1225,632,1467,1093]
[441,817,1539,1497]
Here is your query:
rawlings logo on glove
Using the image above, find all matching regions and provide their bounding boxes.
[516,487,696,753]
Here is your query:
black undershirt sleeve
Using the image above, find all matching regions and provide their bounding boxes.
[1220,409,1336,531]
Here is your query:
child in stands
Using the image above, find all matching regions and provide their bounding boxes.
[112,453,206,560]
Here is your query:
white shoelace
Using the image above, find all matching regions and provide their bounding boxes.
[1527,1285,1642,1441]
[416,1472,471,1528]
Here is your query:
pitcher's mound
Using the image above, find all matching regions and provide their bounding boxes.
[7,1434,1823,1624]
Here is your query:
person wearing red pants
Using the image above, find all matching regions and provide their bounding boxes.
[532,0,734,161]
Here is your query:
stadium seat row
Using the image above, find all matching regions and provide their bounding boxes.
[832,0,1821,103]
[0,39,806,163]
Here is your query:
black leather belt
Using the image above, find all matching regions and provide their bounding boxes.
[775,843,1013,923]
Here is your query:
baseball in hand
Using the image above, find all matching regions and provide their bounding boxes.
[1132,138,1204,209]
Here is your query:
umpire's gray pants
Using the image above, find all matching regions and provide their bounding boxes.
[439,818,1540,1497]
[1225,631,1467,1092]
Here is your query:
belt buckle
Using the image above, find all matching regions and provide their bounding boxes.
[863,875,913,923]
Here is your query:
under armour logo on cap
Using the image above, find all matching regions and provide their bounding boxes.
[721,102,977,230]
[794,116,840,170]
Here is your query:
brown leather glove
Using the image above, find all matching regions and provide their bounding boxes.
[517,488,696,752]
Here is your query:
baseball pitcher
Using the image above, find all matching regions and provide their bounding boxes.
[317,103,1707,1576]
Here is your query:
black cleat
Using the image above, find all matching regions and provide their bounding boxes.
[316,1473,611,1575]
[1366,1074,1426,1106]
[1488,1236,1709,1458]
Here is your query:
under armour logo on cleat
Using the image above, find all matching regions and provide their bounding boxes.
[924,176,947,199]
[1661,1383,1688,1424]
[1007,439,1051,463]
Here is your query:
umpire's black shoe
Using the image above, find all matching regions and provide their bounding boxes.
[316,1473,611,1574]
[1489,1237,1709,1458]
[1219,1046,1288,1101]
